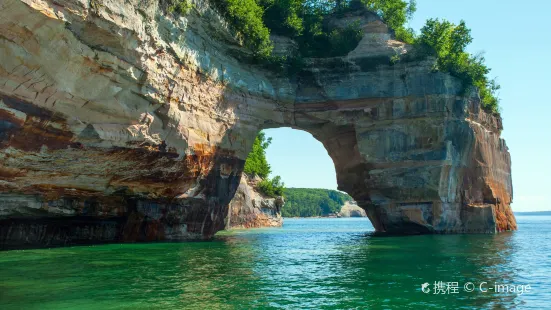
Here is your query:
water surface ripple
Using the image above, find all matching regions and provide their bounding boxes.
[1,216,549,309]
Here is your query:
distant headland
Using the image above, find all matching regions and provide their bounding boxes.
[515,211,551,216]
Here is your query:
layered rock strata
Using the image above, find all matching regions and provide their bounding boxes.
[0,0,515,248]
[225,175,283,229]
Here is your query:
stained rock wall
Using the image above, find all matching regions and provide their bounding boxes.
[225,175,283,229]
[0,0,515,248]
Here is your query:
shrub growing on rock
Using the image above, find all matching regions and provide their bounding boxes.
[358,0,417,43]
[168,0,500,113]
[210,0,273,57]
[163,0,194,15]
[417,19,500,113]
[258,176,285,197]
[208,0,416,58]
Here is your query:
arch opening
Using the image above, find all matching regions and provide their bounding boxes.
[225,123,373,229]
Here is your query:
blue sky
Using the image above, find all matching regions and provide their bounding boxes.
[264,0,551,211]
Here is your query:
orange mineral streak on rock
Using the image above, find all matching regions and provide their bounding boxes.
[0,97,74,152]
[9,119,74,151]
[0,108,25,128]
[487,179,517,232]
[0,22,40,55]
[461,113,516,233]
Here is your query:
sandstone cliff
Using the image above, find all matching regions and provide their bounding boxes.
[226,175,283,229]
[0,0,516,248]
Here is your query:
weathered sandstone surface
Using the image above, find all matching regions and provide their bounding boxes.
[225,175,283,229]
[0,0,516,248]
[339,201,367,218]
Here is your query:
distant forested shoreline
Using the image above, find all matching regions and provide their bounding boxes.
[282,188,352,217]
[515,211,551,216]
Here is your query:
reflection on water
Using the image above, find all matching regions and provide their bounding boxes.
[0,217,549,309]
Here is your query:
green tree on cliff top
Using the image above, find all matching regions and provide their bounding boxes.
[244,132,285,197]
[166,0,501,113]
[416,19,500,113]
[244,132,272,178]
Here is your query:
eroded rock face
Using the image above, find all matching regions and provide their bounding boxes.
[225,175,283,229]
[0,0,515,248]
[339,201,367,218]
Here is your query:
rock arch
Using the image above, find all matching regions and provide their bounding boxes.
[254,72,515,235]
[0,0,515,248]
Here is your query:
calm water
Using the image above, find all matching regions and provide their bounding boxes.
[1,216,550,309]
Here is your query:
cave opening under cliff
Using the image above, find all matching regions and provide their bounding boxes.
[242,126,365,220]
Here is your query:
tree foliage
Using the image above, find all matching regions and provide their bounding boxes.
[243,132,285,197]
[282,188,352,217]
[259,0,305,37]
[244,132,272,178]
[162,0,194,15]
[359,0,417,43]
[416,19,500,113]
[208,0,415,58]
[210,0,273,57]
[202,0,500,112]
[258,175,285,197]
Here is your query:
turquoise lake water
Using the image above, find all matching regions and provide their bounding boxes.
[1,216,550,309]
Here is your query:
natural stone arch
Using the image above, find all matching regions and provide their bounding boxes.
[249,77,514,235]
[0,0,515,249]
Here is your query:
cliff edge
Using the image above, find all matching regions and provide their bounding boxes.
[226,175,283,229]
